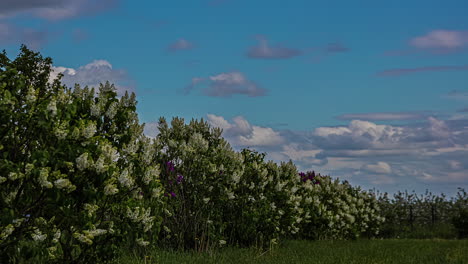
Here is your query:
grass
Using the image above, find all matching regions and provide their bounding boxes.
[118,239,468,264]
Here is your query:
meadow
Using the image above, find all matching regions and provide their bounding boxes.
[119,239,468,264]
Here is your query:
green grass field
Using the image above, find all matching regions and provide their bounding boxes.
[118,239,468,264]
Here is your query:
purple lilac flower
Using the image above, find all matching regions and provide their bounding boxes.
[170,192,176,197]
[309,171,315,180]
[176,174,184,184]
[166,161,175,172]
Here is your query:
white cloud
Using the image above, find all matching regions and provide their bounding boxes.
[362,162,392,174]
[202,114,468,193]
[410,30,468,50]
[184,71,267,97]
[207,114,283,147]
[50,60,134,96]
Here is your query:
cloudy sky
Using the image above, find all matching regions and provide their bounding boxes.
[2,0,468,196]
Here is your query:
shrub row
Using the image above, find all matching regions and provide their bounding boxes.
[1,46,382,263]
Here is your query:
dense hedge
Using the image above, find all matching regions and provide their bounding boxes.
[1,46,384,263]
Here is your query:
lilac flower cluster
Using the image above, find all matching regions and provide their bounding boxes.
[164,161,184,198]
[299,171,320,184]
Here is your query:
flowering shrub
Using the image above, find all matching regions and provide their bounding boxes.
[154,117,245,251]
[0,46,163,263]
[1,46,389,262]
[294,173,384,240]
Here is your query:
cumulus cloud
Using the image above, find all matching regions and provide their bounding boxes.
[0,23,50,49]
[377,65,468,77]
[184,71,267,97]
[0,0,117,20]
[50,60,134,96]
[207,114,283,147]
[201,113,468,194]
[410,30,468,52]
[362,162,392,174]
[246,35,302,59]
[167,38,194,52]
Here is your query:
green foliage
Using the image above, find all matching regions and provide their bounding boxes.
[375,188,467,239]
[0,46,163,263]
[452,189,468,238]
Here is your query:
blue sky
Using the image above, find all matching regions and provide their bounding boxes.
[2,0,468,196]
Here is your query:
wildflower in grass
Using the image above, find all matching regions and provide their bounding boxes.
[219,240,227,246]
[170,192,176,197]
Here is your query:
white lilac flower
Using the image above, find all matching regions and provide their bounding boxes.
[231,172,240,184]
[104,184,119,196]
[73,232,93,245]
[54,179,75,191]
[8,172,19,181]
[87,229,107,237]
[39,168,53,188]
[227,192,235,200]
[0,224,15,240]
[82,122,96,139]
[94,155,107,174]
[136,238,150,247]
[105,102,118,119]
[12,218,25,227]
[123,141,138,155]
[151,187,163,198]
[100,142,118,162]
[31,229,47,242]
[26,86,37,103]
[47,100,57,116]
[84,204,99,217]
[47,246,57,259]
[143,166,160,185]
[25,163,34,174]
[76,153,90,171]
[52,229,61,243]
[118,169,134,188]
[90,102,101,117]
[54,122,68,139]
